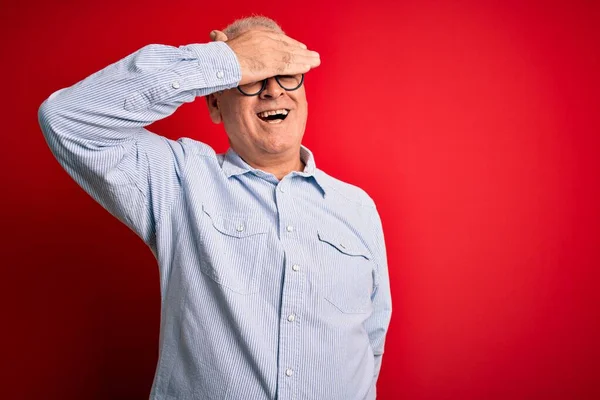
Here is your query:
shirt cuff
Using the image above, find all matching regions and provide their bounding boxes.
[181,41,242,89]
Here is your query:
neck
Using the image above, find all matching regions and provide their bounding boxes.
[235,147,305,180]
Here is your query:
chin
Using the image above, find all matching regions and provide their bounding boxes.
[261,142,295,155]
[260,135,301,155]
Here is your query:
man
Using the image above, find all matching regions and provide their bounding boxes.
[39,15,392,400]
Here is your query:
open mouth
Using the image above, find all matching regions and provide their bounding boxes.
[257,109,290,124]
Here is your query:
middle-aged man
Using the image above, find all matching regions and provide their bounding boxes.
[39,15,392,400]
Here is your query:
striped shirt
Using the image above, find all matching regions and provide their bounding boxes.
[38,41,392,400]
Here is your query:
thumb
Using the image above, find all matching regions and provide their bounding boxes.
[210,30,228,42]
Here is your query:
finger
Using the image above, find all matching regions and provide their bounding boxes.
[268,31,308,49]
[275,49,319,66]
[287,48,321,63]
[279,46,319,58]
[294,58,321,72]
[285,64,315,76]
[246,26,307,48]
[270,50,320,76]
[279,58,321,76]
[298,54,321,68]
[303,49,321,59]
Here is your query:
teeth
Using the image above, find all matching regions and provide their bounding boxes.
[257,109,289,118]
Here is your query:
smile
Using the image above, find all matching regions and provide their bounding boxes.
[257,109,289,124]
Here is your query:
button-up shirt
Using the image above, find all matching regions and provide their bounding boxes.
[38,41,392,400]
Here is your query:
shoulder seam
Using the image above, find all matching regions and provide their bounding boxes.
[318,170,376,209]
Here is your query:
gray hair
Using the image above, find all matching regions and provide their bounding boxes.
[222,15,284,39]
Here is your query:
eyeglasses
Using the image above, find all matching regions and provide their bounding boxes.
[237,74,304,96]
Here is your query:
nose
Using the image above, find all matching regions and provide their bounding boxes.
[259,77,285,99]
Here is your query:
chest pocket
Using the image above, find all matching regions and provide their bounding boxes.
[317,229,374,314]
[199,204,270,295]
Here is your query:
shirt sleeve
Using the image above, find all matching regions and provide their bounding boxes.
[38,41,241,248]
[364,205,392,387]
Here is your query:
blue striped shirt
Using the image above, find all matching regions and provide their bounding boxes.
[38,41,391,400]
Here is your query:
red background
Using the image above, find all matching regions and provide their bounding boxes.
[2,0,599,399]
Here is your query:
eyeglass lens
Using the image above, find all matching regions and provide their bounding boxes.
[238,74,304,96]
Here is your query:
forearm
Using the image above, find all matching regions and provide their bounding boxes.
[364,289,391,400]
[37,41,241,241]
[364,205,392,383]
[368,288,392,381]
[38,41,240,146]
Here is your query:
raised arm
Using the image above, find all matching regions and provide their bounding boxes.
[39,31,319,248]
[38,42,241,245]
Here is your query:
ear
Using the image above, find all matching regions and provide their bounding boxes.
[206,93,222,124]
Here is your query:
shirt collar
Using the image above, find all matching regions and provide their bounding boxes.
[221,145,327,197]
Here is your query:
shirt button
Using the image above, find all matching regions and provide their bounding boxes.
[171,81,180,89]
[287,313,296,322]
[286,225,294,232]
[236,224,245,232]
[216,71,224,79]
[279,186,285,193]
[285,368,294,377]
[291,264,300,272]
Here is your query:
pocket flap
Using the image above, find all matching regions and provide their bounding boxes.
[317,229,371,259]
[203,204,269,238]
